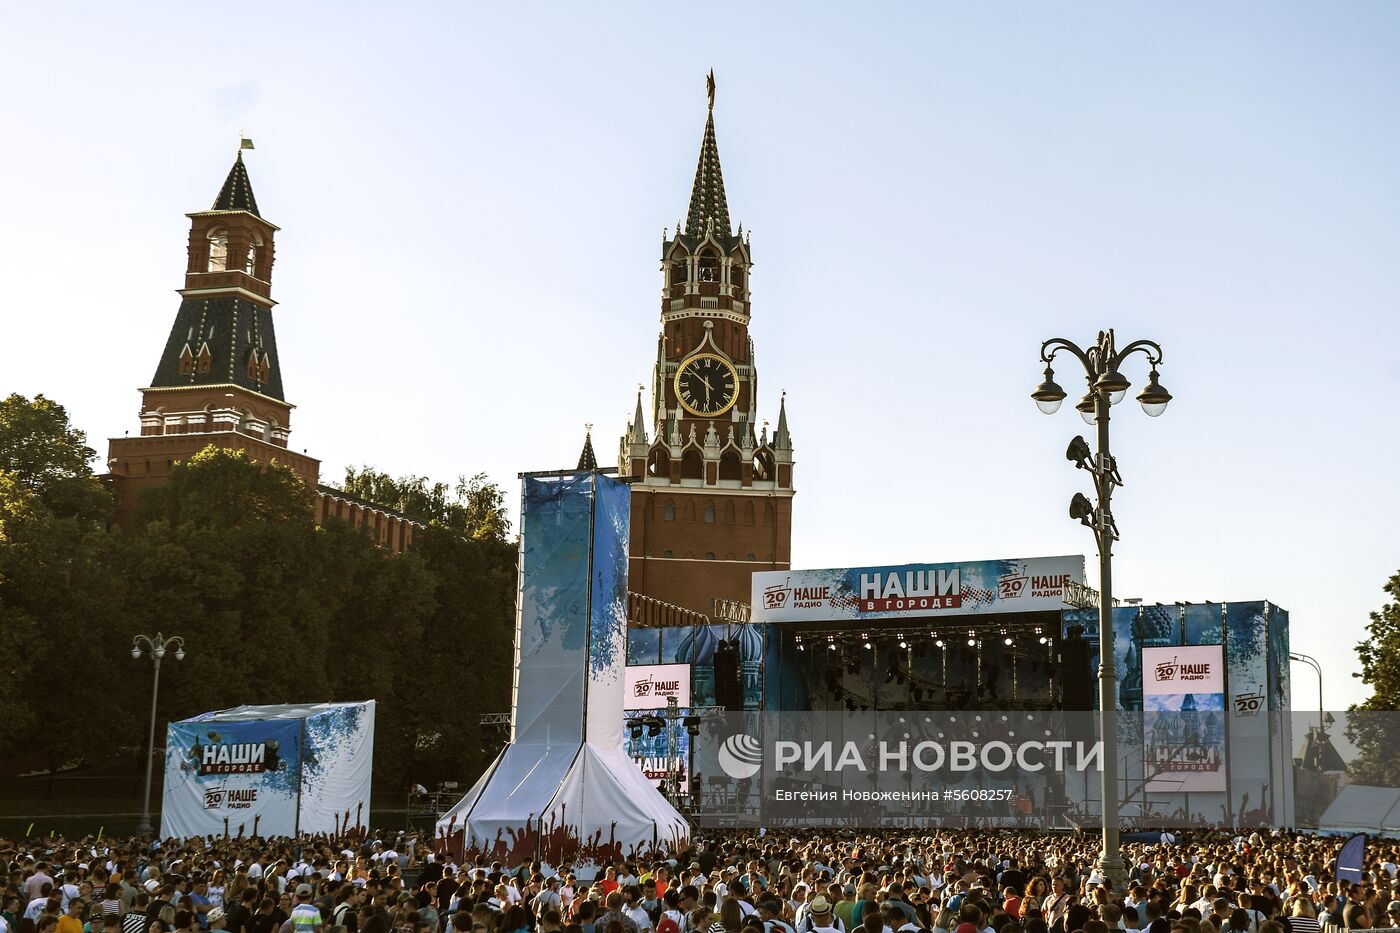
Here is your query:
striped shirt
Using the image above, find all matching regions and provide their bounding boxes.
[290,904,322,933]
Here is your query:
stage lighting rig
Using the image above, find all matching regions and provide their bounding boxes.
[1069,492,1095,527]
[1066,434,1093,469]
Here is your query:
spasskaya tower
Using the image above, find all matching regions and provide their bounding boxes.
[618,73,794,618]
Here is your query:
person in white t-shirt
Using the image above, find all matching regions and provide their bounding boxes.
[625,890,653,933]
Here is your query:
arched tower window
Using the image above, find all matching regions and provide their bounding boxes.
[663,501,676,522]
[697,249,719,283]
[703,504,716,524]
[648,447,671,477]
[680,448,704,480]
[731,264,744,289]
[719,449,741,481]
[245,230,263,276]
[754,449,775,481]
[670,261,686,286]
[207,228,229,272]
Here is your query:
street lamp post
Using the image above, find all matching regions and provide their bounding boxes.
[1031,329,1172,888]
[131,632,186,837]
[1289,652,1325,736]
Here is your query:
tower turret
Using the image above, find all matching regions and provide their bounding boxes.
[617,74,795,617]
[107,145,318,529]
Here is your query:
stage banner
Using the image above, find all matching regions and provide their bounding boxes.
[753,555,1085,624]
[1226,601,1271,822]
[584,473,630,750]
[297,701,376,835]
[512,474,594,745]
[625,664,691,710]
[160,718,301,839]
[1142,645,1227,792]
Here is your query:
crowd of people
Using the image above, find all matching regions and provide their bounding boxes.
[3,829,1398,933]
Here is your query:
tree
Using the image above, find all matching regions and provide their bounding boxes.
[0,393,109,522]
[0,395,128,774]
[0,401,519,800]
[127,448,340,715]
[1347,569,1400,785]
[339,467,511,541]
[337,464,517,786]
[139,446,313,528]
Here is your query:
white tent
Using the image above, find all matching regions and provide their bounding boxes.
[1315,784,1400,836]
[436,473,687,866]
[436,742,687,863]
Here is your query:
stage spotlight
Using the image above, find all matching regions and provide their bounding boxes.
[863,640,872,650]
[1004,637,1014,646]
[1066,435,1093,470]
[967,637,976,647]
[898,635,908,649]
[827,637,837,651]
[646,717,663,738]
[934,639,945,649]
[1039,636,1049,645]
[885,669,896,684]
[1070,491,1095,527]
[629,722,643,741]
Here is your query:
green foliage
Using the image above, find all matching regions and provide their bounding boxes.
[1347,570,1400,785]
[0,399,517,797]
[0,393,110,522]
[340,467,511,541]
[0,396,130,763]
[139,447,313,527]
[332,465,517,783]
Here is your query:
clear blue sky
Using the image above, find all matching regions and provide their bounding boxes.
[3,3,1397,708]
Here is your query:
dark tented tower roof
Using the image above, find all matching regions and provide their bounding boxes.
[684,107,731,240]
[213,151,260,216]
[577,431,598,471]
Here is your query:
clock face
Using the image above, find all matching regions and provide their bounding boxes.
[674,353,739,418]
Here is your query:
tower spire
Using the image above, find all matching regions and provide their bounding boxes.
[577,425,598,471]
[685,72,731,239]
[629,388,648,444]
[213,149,260,217]
[774,391,792,450]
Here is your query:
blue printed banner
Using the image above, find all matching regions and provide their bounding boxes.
[161,718,301,838]
[753,556,1084,623]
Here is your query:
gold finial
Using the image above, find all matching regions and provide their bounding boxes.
[585,422,593,434]
[706,69,716,110]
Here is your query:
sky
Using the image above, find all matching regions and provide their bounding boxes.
[2,3,1397,709]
